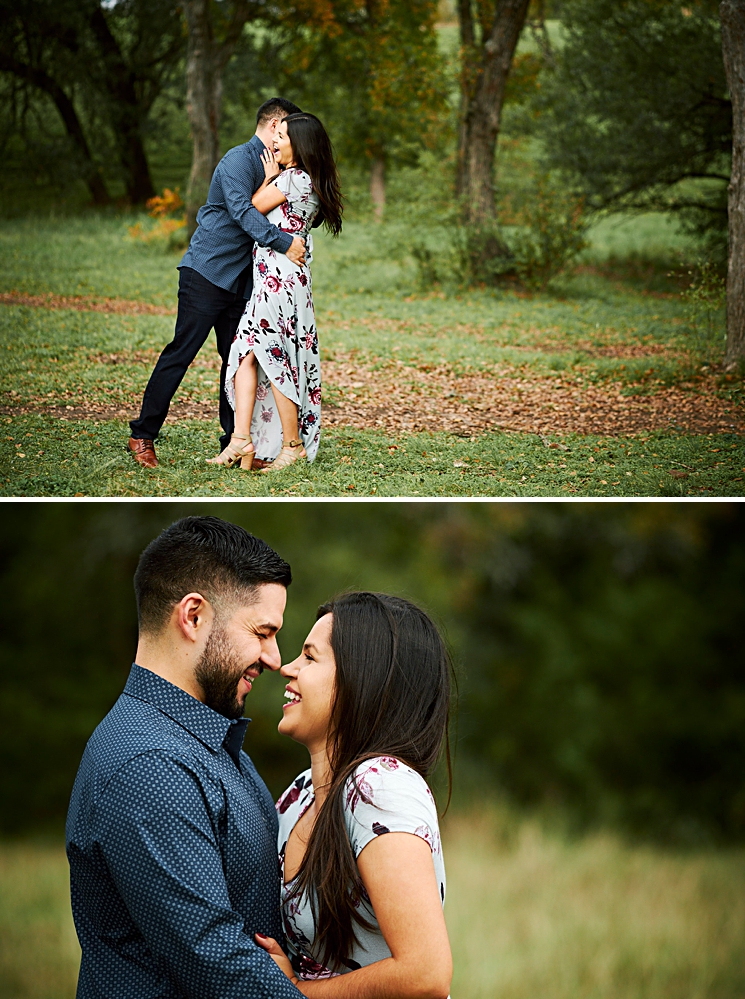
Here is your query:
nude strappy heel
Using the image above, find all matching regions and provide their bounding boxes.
[206,434,255,470]
[260,439,306,473]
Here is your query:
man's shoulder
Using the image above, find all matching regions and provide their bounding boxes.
[219,139,261,171]
[84,693,197,784]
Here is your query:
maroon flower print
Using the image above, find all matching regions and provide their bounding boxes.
[265,274,281,293]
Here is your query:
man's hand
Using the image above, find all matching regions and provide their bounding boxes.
[286,237,306,267]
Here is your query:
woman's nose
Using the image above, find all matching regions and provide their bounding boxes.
[280,655,301,679]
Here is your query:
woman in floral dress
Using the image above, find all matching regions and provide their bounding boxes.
[253,592,453,999]
[211,113,343,472]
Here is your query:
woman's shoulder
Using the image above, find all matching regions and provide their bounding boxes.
[276,768,313,816]
[346,757,436,812]
[275,167,313,193]
[343,758,442,856]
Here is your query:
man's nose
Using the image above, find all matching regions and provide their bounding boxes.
[260,637,282,672]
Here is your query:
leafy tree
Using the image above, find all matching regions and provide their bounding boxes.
[538,0,730,252]
[437,503,745,843]
[457,0,531,241]
[183,0,271,235]
[720,0,745,368]
[2,503,744,846]
[0,0,185,204]
[268,0,448,217]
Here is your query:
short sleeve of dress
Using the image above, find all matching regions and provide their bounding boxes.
[343,757,442,861]
[273,168,313,206]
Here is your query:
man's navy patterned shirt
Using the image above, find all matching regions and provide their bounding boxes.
[66,663,302,999]
[180,134,293,295]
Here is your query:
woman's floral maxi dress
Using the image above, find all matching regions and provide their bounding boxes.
[276,757,446,979]
[225,168,321,462]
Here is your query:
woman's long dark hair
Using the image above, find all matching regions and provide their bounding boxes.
[283,112,343,237]
[287,592,452,970]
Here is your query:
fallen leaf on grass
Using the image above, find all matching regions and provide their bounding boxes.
[4,351,743,440]
[0,292,174,315]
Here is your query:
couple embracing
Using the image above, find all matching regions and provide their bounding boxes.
[66,516,453,999]
[127,98,343,474]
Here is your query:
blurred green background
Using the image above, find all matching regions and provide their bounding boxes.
[1,501,745,998]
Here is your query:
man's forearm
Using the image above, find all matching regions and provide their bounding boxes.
[242,205,293,253]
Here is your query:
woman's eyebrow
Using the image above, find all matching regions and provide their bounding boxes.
[303,641,319,654]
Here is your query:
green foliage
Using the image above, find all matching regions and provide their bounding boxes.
[0,0,185,202]
[231,0,450,173]
[440,505,745,843]
[1,505,745,846]
[403,177,589,291]
[537,0,730,256]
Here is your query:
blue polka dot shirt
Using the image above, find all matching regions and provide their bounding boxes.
[66,663,303,999]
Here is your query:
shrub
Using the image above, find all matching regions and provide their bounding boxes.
[127,187,187,250]
[402,167,588,292]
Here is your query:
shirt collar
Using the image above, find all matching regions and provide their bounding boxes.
[124,663,249,757]
[249,133,268,154]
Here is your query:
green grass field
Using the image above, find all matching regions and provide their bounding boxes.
[3,811,744,999]
[0,212,742,497]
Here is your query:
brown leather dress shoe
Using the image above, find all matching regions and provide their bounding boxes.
[127,437,158,468]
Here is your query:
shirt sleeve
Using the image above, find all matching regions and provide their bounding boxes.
[273,169,313,206]
[220,152,293,254]
[343,757,442,860]
[96,751,303,999]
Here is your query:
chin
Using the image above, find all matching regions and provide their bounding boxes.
[278,719,307,747]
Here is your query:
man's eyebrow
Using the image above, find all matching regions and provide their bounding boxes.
[257,622,280,633]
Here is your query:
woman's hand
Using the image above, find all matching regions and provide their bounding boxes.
[255,932,299,985]
[261,147,281,182]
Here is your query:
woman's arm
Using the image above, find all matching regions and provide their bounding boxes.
[259,832,452,999]
[252,148,289,216]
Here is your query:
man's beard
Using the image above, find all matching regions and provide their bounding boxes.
[194,626,259,720]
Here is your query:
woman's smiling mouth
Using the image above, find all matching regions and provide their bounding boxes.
[283,686,301,708]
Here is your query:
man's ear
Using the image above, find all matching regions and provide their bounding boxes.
[174,592,213,644]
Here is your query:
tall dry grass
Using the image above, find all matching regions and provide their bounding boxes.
[444,807,745,999]
[0,843,79,999]
[1,811,744,998]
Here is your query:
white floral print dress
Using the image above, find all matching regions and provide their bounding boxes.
[225,168,321,462]
[275,756,446,979]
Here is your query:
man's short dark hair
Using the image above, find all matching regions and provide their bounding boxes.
[256,97,302,127]
[134,516,292,635]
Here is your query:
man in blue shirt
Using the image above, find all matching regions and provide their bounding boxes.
[128,98,308,468]
[66,515,305,999]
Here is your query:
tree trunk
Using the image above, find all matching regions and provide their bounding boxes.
[184,0,223,238]
[370,156,386,220]
[457,0,530,231]
[0,56,110,205]
[721,0,745,368]
[87,6,156,204]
